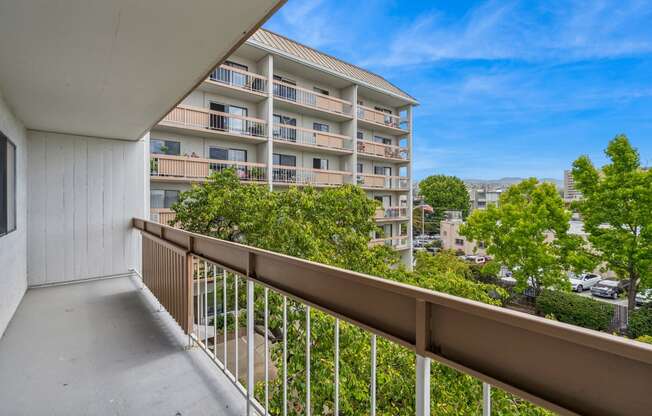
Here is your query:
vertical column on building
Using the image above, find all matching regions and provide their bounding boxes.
[405,105,414,269]
[257,53,274,191]
[340,84,358,182]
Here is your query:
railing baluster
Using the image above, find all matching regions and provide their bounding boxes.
[213,264,217,358]
[483,382,492,416]
[223,269,228,376]
[334,318,340,416]
[246,279,255,415]
[204,260,208,350]
[306,305,311,416]
[235,275,239,384]
[195,258,199,340]
[283,296,288,416]
[371,334,377,416]
[416,355,431,416]
[264,287,269,415]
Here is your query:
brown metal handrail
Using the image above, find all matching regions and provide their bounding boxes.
[133,218,652,416]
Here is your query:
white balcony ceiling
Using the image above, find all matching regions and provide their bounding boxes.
[0,0,284,140]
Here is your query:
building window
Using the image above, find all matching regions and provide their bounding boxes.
[478,241,486,249]
[313,86,329,96]
[374,106,393,115]
[313,158,329,170]
[374,166,392,176]
[313,122,329,132]
[455,238,464,246]
[0,131,16,236]
[150,139,180,156]
[273,153,296,167]
[357,131,364,140]
[357,163,363,173]
[373,136,392,145]
[209,147,247,162]
[150,190,180,209]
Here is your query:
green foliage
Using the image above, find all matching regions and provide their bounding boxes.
[628,307,652,339]
[418,175,471,222]
[412,207,438,235]
[572,135,652,311]
[178,170,549,415]
[536,290,614,331]
[460,178,593,296]
[636,335,652,345]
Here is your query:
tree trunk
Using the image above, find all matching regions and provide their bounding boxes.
[627,272,638,315]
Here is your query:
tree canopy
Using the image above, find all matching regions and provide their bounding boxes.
[460,178,591,295]
[572,135,652,311]
[418,175,471,221]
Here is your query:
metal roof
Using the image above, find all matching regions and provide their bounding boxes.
[247,29,417,104]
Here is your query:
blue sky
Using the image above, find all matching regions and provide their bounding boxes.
[265,0,652,180]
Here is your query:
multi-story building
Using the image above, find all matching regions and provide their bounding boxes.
[468,186,503,211]
[564,169,582,202]
[439,211,487,256]
[148,29,417,265]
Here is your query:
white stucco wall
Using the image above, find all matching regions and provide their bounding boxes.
[0,92,27,337]
[26,131,147,286]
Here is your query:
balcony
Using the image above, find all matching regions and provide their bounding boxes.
[273,80,353,121]
[273,124,353,154]
[358,174,410,191]
[369,235,410,250]
[357,105,409,135]
[202,65,268,102]
[151,208,176,225]
[358,139,409,162]
[375,206,409,221]
[272,166,353,187]
[151,154,267,183]
[158,105,267,142]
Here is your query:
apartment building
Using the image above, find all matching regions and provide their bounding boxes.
[564,169,582,202]
[439,211,487,256]
[148,29,417,265]
[468,186,503,210]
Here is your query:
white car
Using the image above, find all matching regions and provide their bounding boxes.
[569,272,602,292]
[636,289,652,306]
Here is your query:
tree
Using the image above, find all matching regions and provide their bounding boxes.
[572,135,652,312]
[460,179,591,296]
[419,175,471,224]
[174,170,549,415]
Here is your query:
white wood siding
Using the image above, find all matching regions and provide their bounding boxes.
[27,131,146,286]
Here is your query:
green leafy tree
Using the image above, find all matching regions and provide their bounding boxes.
[174,170,549,415]
[419,175,471,229]
[460,179,592,296]
[572,135,652,312]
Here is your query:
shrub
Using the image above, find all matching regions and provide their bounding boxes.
[535,290,613,331]
[628,307,652,339]
[636,335,652,345]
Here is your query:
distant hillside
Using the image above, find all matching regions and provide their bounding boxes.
[463,177,563,189]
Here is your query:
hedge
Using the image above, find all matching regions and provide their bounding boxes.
[628,307,652,339]
[535,290,614,331]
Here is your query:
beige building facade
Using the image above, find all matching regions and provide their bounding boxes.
[148,29,417,264]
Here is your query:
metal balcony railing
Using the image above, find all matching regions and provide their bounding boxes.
[150,155,267,183]
[375,206,409,220]
[273,124,353,152]
[357,105,408,131]
[369,235,409,249]
[160,105,267,138]
[358,140,408,161]
[272,166,352,187]
[133,218,652,416]
[358,174,410,190]
[273,80,353,116]
[209,65,268,94]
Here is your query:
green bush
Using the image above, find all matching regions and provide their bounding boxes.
[628,307,652,339]
[535,290,613,331]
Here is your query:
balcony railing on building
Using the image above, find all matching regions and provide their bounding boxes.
[160,106,267,139]
[369,235,409,249]
[273,80,353,116]
[358,174,409,190]
[150,155,267,183]
[273,124,353,152]
[150,208,176,225]
[375,206,408,220]
[208,65,268,94]
[358,140,408,161]
[272,166,352,187]
[357,105,408,131]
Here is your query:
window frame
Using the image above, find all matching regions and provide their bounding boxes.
[0,131,16,237]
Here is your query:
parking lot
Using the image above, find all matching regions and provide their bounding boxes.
[576,289,628,306]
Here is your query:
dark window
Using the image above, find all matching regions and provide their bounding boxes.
[313,86,329,96]
[273,153,296,166]
[313,122,329,132]
[0,131,16,236]
[357,131,364,140]
[455,238,464,246]
[273,75,297,101]
[374,166,392,176]
[273,114,297,141]
[313,158,329,170]
[150,139,180,155]
[209,147,247,162]
[374,136,392,145]
[150,190,180,209]
[374,106,393,115]
[357,163,363,173]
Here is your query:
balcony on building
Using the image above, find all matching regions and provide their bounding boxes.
[357,139,409,162]
[201,64,268,102]
[273,123,353,155]
[358,173,410,191]
[150,154,268,184]
[357,105,409,135]
[375,206,409,222]
[157,105,268,143]
[272,166,353,187]
[369,234,410,250]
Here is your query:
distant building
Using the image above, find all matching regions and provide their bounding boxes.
[468,186,503,211]
[564,169,582,202]
[439,211,487,256]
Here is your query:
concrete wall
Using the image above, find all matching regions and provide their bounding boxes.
[0,92,27,337]
[26,131,147,286]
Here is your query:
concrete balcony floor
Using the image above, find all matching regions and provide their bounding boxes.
[0,275,245,416]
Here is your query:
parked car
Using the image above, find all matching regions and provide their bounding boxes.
[590,279,629,299]
[568,272,602,292]
[635,288,652,306]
